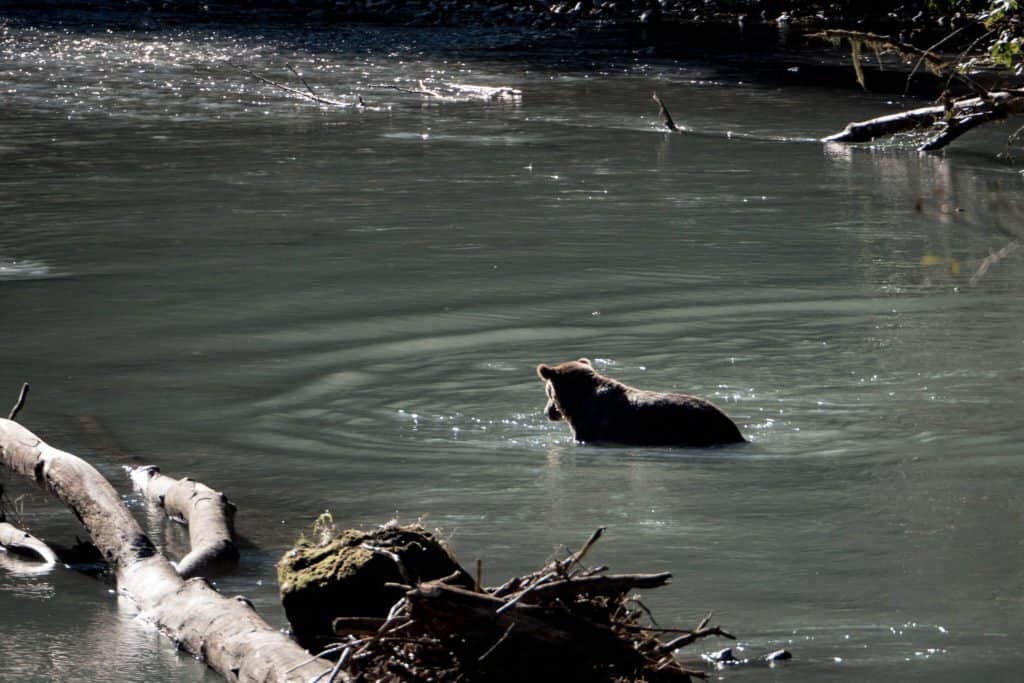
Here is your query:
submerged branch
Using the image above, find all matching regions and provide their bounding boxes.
[233,63,357,108]
[970,241,1020,286]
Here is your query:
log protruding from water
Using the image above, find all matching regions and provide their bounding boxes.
[823,90,1024,150]
[0,521,58,565]
[0,414,332,683]
[129,465,240,578]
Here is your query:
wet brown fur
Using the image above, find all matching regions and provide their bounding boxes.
[536,358,745,447]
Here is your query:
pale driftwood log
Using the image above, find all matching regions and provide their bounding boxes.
[823,90,1024,150]
[0,417,334,683]
[0,520,58,565]
[128,465,239,578]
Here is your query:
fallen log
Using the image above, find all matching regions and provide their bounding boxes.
[0,416,333,683]
[128,465,239,578]
[0,520,58,565]
[822,90,1024,150]
[651,84,1024,152]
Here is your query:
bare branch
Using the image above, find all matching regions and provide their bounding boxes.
[7,383,29,421]
[233,62,355,108]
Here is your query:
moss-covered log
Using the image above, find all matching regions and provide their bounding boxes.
[278,522,472,650]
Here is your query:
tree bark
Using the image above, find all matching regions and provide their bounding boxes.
[128,465,239,578]
[0,417,333,683]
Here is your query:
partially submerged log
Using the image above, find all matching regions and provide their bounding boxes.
[823,90,1024,150]
[0,520,58,565]
[129,465,239,578]
[0,416,332,683]
[653,87,1024,152]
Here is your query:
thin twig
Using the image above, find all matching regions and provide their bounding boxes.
[560,526,605,576]
[697,611,712,631]
[313,645,351,683]
[286,63,320,103]
[631,598,660,628]
[905,24,968,94]
[651,612,736,657]
[232,63,352,108]
[495,571,556,614]
[477,621,516,662]
[7,383,29,421]
[970,241,1019,285]
[576,564,609,578]
[283,643,349,675]
[944,29,997,95]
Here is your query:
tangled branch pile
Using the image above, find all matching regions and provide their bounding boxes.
[284,525,778,683]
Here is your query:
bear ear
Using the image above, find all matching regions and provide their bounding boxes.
[577,357,592,366]
[537,364,555,380]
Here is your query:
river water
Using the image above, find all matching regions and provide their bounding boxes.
[1,17,1023,683]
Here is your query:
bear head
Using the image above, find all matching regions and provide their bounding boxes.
[536,358,595,424]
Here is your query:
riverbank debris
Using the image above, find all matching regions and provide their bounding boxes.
[281,523,771,682]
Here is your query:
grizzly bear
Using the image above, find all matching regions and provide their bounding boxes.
[536,358,745,447]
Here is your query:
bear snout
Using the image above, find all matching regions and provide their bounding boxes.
[544,401,563,421]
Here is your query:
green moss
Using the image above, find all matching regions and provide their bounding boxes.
[278,521,470,650]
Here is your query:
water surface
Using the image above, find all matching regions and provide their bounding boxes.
[1,19,1023,683]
